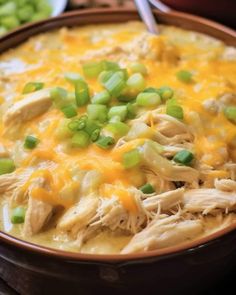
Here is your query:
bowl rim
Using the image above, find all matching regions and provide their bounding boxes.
[0,8,236,262]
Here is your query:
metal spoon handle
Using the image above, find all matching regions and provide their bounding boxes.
[134,0,159,35]
[149,0,171,13]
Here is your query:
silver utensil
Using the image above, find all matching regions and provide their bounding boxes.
[134,0,159,34]
[148,0,171,13]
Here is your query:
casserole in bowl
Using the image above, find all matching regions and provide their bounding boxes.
[0,8,236,294]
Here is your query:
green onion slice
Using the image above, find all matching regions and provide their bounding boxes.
[91,90,111,105]
[102,60,120,71]
[0,158,15,175]
[64,72,84,85]
[143,87,160,93]
[104,72,126,97]
[96,136,115,149]
[176,70,193,83]
[108,105,127,122]
[136,92,161,107]
[87,104,108,123]
[82,61,104,78]
[130,63,148,76]
[140,183,155,194]
[71,131,90,148]
[123,149,141,169]
[61,104,77,118]
[158,86,174,101]
[75,80,90,106]
[50,87,68,108]
[90,129,101,142]
[105,122,129,138]
[98,70,114,84]
[23,82,44,94]
[24,135,39,149]
[126,73,146,94]
[224,106,236,123]
[166,105,184,120]
[84,119,100,135]
[11,207,26,224]
[173,150,194,165]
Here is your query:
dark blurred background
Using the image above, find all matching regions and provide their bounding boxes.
[69,0,236,29]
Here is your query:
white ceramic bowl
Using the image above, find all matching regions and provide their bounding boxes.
[49,0,68,16]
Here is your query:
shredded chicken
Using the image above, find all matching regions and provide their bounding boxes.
[3,88,52,127]
[183,189,236,214]
[122,214,203,254]
[57,194,99,234]
[143,188,184,211]
[142,142,199,183]
[23,196,53,237]
[0,173,19,194]
[214,179,236,192]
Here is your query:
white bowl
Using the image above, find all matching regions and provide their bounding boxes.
[49,0,68,17]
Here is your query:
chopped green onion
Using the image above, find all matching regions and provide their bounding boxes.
[173,150,194,165]
[17,5,34,22]
[23,82,44,94]
[82,61,103,78]
[68,117,87,132]
[166,98,178,106]
[87,104,108,123]
[91,90,111,105]
[143,87,159,93]
[130,63,148,76]
[96,136,115,149]
[140,183,155,194]
[0,2,16,16]
[0,26,7,36]
[90,129,101,142]
[75,80,90,106]
[105,122,129,138]
[116,91,134,102]
[127,102,137,119]
[224,106,236,123]
[104,72,126,97]
[61,104,77,118]
[64,72,84,85]
[24,135,39,149]
[55,119,73,140]
[98,70,114,84]
[11,207,26,224]
[158,86,174,101]
[84,119,100,135]
[126,73,146,93]
[102,60,120,71]
[71,131,90,148]
[136,92,161,107]
[1,16,19,30]
[109,115,121,123]
[118,69,129,80]
[166,105,184,120]
[31,12,49,22]
[0,158,15,175]
[176,70,193,83]
[108,105,127,122]
[123,149,141,169]
[50,87,68,107]
[67,92,76,102]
